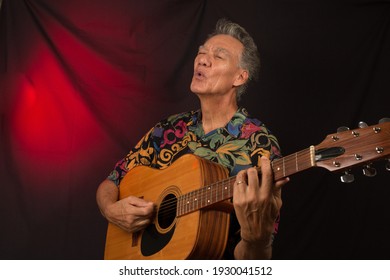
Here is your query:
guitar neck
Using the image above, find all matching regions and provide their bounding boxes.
[272,146,315,180]
[177,146,315,217]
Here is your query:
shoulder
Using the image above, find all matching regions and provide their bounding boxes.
[149,110,199,138]
[157,110,198,126]
[236,108,275,137]
[239,108,282,158]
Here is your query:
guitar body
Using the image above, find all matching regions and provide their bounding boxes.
[104,154,231,260]
[104,120,390,259]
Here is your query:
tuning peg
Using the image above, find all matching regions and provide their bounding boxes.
[358,121,368,128]
[362,164,377,177]
[337,126,350,133]
[340,170,355,183]
[379,117,390,123]
[386,159,390,172]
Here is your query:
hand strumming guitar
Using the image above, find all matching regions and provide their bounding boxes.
[96,179,155,233]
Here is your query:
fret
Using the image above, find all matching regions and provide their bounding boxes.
[204,186,207,208]
[186,193,191,213]
[177,196,180,216]
[188,191,193,212]
[178,147,316,216]
[226,181,230,199]
[221,180,224,201]
[178,195,183,216]
[228,178,234,198]
[186,193,189,212]
[207,186,211,205]
[272,148,314,180]
[190,193,193,210]
[184,194,187,214]
[194,190,199,210]
[181,195,185,216]
[215,181,218,203]
[210,184,214,204]
[200,185,204,208]
[226,178,233,200]
[192,191,196,211]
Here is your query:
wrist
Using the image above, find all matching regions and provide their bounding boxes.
[240,233,274,249]
[101,202,118,222]
[235,234,273,260]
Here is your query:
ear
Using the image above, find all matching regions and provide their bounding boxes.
[233,69,249,87]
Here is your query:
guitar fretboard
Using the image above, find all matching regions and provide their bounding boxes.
[176,176,236,216]
[176,146,315,217]
[272,146,315,180]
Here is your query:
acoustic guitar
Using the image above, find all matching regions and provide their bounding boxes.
[104,120,390,259]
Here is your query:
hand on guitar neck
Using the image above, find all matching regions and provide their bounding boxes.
[233,156,290,259]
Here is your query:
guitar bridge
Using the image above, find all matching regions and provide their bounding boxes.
[132,232,140,247]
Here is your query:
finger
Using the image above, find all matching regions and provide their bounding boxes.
[124,217,151,233]
[135,217,152,227]
[235,170,248,190]
[122,197,155,217]
[275,177,290,191]
[259,156,273,199]
[246,167,259,195]
[126,196,154,207]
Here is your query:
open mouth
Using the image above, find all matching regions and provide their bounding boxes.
[195,70,206,79]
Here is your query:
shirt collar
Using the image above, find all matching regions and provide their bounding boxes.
[189,107,249,138]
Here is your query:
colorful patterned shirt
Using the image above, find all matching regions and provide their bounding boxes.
[107,107,282,259]
[108,107,281,184]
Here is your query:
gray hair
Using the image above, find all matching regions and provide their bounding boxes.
[208,18,260,99]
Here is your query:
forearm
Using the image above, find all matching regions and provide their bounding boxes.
[96,179,119,219]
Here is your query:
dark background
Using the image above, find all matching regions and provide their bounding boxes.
[0,0,389,259]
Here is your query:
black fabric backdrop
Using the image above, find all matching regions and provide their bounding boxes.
[0,0,389,259]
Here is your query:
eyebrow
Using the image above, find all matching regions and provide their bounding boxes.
[198,45,206,52]
[198,45,231,56]
[215,48,230,56]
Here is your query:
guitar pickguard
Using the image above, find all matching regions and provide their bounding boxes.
[140,223,175,256]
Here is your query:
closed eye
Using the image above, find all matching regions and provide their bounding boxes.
[215,48,229,59]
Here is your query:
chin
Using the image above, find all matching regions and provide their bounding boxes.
[190,83,202,94]
[190,82,211,96]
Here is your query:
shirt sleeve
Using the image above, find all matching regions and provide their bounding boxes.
[107,127,157,186]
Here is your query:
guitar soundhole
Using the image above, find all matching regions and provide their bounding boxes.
[157,193,177,230]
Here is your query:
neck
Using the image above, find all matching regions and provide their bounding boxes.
[198,94,238,134]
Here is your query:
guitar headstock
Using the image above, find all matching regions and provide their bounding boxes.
[315,118,390,183]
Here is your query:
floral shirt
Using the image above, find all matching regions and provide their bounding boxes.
[107,107,282,259]
[108,107,281,184]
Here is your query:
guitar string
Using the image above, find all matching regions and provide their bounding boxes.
[157,151,314,216]
[157,177,236,216]
[144,127,390,216]
[157,149,313,215]
[156,149,313,216]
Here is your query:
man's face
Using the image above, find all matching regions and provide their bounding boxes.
[190,34,247,97]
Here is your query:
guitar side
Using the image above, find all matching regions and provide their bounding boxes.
[104,120,390,259]
[104,154,231,260]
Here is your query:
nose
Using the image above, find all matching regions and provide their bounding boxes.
[197,54,211,67]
